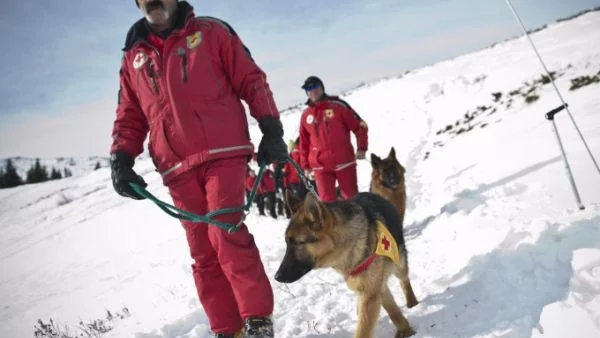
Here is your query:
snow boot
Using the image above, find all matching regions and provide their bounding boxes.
[214,331,242,338]
[244,317,274,338]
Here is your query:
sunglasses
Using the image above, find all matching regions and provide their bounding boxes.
[304,83,321,91]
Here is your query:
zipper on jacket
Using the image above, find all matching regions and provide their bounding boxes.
[177,47,188,83]
[148,61,159,94]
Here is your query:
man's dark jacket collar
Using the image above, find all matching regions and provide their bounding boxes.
[122,1,193,52]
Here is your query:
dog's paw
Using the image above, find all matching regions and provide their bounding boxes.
[407,299,419,309]
[395,327,416,338]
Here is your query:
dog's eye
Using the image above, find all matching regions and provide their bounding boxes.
[305,235,319,243]
[293,236,319,246]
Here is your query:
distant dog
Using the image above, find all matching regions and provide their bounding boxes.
[370,147,407,226]
[276,191,418,338]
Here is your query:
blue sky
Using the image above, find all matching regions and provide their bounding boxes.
[1,0,599,157]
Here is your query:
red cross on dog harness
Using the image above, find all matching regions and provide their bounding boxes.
[348,221,400,277]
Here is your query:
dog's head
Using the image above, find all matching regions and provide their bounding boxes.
[371,147,406,190]
[275,191,336,283]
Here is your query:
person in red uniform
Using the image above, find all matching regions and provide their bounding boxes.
[109,1,287,337]
[259,168,277,219]
[245,166,257,205]
[283,138,306,201]
[298,76,369,202]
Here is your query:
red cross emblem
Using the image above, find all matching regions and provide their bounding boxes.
[381,235,390,251]
[133,52,148,69]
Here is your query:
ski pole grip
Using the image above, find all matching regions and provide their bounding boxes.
[545,103,568,120]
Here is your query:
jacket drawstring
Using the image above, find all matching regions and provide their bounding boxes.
[148,62,159,94]
[177,47,188,83]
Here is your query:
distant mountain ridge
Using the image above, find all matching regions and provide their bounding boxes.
[0,156,110,184]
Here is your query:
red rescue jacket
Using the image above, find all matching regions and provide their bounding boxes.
[111,2,279,184]
[246,175,257,192]
[284,145,301,186]
[299,96,368,171]
[260,169,276,193]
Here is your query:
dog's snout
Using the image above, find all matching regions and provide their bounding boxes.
[274,267,294,283]
[275,255,314,283]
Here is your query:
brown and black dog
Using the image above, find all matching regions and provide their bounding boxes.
[370,147,407,226]
[276,191,418,338]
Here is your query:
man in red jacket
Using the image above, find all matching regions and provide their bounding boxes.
[109,1,287,337]
[298,76,368,202]
[259,168,277,219]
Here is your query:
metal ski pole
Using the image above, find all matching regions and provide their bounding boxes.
[545,104,585,210]
[504,0,600,179]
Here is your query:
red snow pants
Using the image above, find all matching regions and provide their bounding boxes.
[167,156,274,334]
[313,164,358,202]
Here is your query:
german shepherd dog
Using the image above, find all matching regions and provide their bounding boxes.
[370,147,406,226]
[275,191,418,338]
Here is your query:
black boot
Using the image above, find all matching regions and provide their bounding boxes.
[276,197,284,216]
[244,317,274,338]
[267,193,277,219]
[257,194,266,216]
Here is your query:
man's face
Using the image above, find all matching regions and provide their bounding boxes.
[137,0,178,27]
[305,84,324,103]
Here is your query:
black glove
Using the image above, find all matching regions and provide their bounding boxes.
[110,150,147,200]
[257,116,288,165]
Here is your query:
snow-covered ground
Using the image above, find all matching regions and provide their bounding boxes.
[2,10,600,338]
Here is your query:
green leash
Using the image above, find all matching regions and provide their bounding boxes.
[129,156,313,232]
[129,164,266,233]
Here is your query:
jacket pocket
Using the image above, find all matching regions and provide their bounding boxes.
[148,121,182,170]
[182,44,226,102]
[309,149,334,171]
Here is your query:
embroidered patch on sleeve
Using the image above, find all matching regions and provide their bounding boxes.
[133,52,148,69]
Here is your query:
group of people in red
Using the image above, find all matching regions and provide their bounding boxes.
[108,1,368,337]
[244,137,302,220]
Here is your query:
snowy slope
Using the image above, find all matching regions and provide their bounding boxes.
[2,10,600,338]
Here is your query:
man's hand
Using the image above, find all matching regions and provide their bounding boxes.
[110,150,147,200]
[356,150,366,160]
[304,169,314,180]
[257,116,288,165]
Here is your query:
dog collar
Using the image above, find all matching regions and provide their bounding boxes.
[347,254,377,277]
[347,221,401,277]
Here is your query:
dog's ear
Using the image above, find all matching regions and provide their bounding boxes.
[388,147,396,159]
[303,192,326,224]
[370,153,381,168]
[398,162,406,176]
[285,189,303,213]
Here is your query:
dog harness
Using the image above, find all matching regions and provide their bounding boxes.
[348,220,401,277]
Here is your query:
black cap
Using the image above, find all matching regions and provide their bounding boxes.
[301,76,324,90]
[136,0,183,8]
